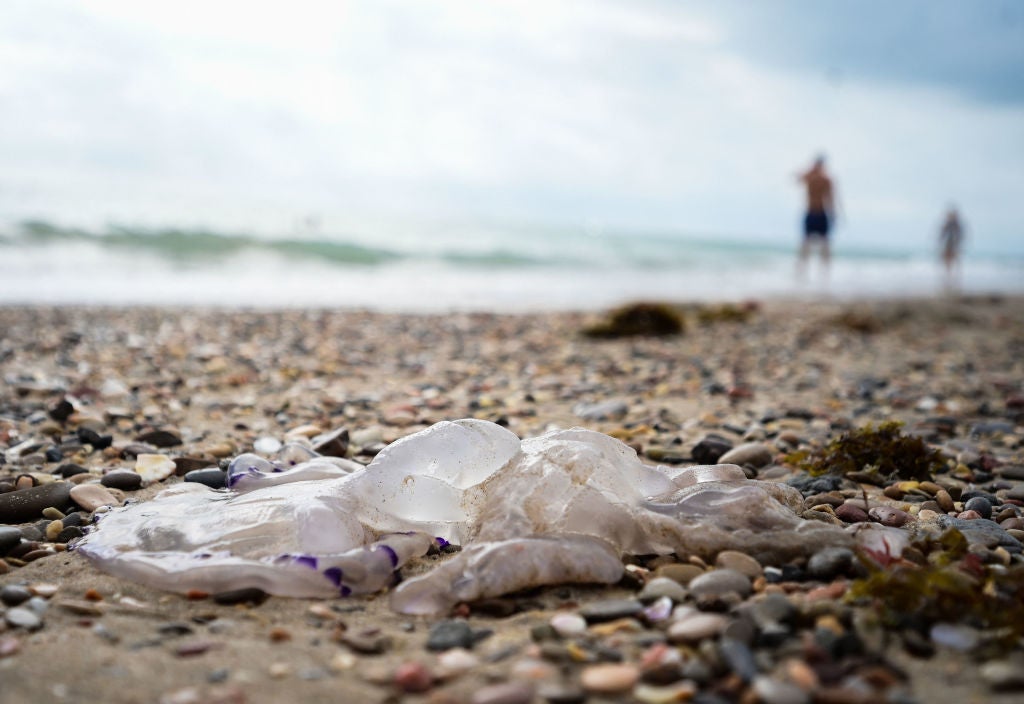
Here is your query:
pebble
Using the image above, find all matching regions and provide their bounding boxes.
[929,623,979,651]
[1,584,32,606]
[637,577,689,603]
[56,463,90,478]
[312,427,350,457]
[691,436,733,464]
[688,568,752,598]
[471,681,536,704]
[981,660,1024,690]
[835,503,869,523]
[718,443,774,468]
[579,599,644,623]
[550,613,588,638]
[393,661,433,693]
[573,400,628,421]
[753,675,810,704]
[654,563,704,585]
[69,483,119,512]
[868,506,913,527]
[136,429,183,448]
[714,550,763,578]
[136,454,177,483]
[436,648,480,677]
[5,606,43,630]
[101,469,144,491]
[964,496,993,519]
[426,619,476,651]
[253,437,282,454]
[184,468,227,489]
[0,525,23,552]
[0,482,72,523]
[580,663,640,694]
[807,547,854,580]
[667,612,727,643]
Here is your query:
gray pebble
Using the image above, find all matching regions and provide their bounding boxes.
[1,584,32,606]
[981,660,1024,690]
[5,606,43,630]
[964,496,992,520]
[637,577,688,603]
[101,470,144,491]
[184,468,227,489]
[719,638,758,682]
[573,400,628,421]
[0,526,22,553]
[807,547,854,580]
[753,675,810,704]
[578,598,644,623]
[718,443,774,469]
[688,568,752,598]
[427,619,477,651]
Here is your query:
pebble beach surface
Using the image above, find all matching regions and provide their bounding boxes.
[2,296,1024,704]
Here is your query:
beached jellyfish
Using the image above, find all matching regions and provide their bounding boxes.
[76,419,855,609]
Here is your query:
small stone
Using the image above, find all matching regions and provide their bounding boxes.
[45,519,63,541]
[212,588,267,606]
[253,437,282,454]
[5,606,43,630]
[0,635,22,658]
[868,506,913,527]
[394,661,434,693]
[718,443,774,468]
[982,660,1024,690]
[719,638,758,682]
[633,682,698,704]
[753,675,810,704]
[184,468,227,489]
[136,429,183,448]
[935,489,955,512]
[69,483,119,512]
[550,613,588,638]
[136,454,176,483]
[174,457,213,476]
[835,503,869,523]
[342,629,392,654]
[0,482,72,523]
[436,647,480,678]
[714,550,763,578]
[101,470,143,491]
[691,436,733,464]
[1,584,33,606]
[537,682,587,704]
[313,428,350,457]
[688,568,752,598]
[930,623,980,651]
[807,547,854,580]
[471,681,535,704]
[56,463,89,478]
[964,496,993,520]
[574,400,629,421]
[638,577,689,603]
[41,506,65,520]
[579,599,644,623]
[580,663,640,694]
[654,563,703,585]
[427,619,476,651]
[0,525,24,553]
[667,612,727,643]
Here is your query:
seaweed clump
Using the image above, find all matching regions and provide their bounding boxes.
[786,421,944,481]
[582,302,685,339]
[849,528,1024,654]
[695,301,758,325]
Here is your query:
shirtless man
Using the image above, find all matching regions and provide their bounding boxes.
[796,155,836,276]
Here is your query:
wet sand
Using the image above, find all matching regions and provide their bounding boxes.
[2,295,1023,704]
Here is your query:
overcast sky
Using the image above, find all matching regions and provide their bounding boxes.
[1,0,1022,251]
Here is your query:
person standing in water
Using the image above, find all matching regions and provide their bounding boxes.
[796,155,837,277]
[938,206,965,289]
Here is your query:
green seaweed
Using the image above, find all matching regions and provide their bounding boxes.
[582,302,685,339]
[785,421,944,481]
[849,529,1024,653]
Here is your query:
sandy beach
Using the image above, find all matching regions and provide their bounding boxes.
[2,295,1024,704]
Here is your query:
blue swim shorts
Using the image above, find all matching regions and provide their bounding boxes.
[804,211,830,237]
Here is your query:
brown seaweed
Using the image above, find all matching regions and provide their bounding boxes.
[786,421,944,481]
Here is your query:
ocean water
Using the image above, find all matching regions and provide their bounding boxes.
[1,220,1021,311]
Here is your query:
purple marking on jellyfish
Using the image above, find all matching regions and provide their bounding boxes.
[377,544,399,568]
[434,537,450,548]
[293,555,318,570]
[340,585,352,597]
[323,567,344,588]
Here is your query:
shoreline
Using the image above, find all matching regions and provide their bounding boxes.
[2,296,1023,703]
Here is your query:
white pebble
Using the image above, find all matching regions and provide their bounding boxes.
[550,612,588,637]
[135,454,176,483]
[254,437,282,454]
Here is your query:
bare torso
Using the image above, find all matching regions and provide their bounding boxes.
[802,170,833,214]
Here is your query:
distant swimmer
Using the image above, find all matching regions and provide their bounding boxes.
[795,155,837,277]
[938,206,965,289]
